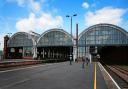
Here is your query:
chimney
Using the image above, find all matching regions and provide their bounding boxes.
[4,35,9,59]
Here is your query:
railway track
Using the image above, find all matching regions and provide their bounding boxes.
[115,66,128,73]
[111,66,128,76]
[101,62,128,89]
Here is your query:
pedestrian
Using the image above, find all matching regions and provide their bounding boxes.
[86,57,89,66]
[82,57,85,68]
[69,56,72,65]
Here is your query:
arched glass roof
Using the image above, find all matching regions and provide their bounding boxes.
[37,29,73,47]
[79,23,128,46]
[8,32,34,47]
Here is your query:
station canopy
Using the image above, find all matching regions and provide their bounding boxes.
[78,23,128,46]
[37,29,73,47]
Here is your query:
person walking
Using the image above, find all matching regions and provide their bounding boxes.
[86,57,89,66]
[82,57,85,68]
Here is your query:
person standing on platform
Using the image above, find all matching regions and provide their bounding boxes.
[69,55,72,65]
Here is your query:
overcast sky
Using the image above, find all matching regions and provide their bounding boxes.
[0,0,128,50]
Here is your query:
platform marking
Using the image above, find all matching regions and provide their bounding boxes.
[98,62,121,89]
[94,62,96,89]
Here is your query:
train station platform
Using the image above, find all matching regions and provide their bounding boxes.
[0,61,121,89]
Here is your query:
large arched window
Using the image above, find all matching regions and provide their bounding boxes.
[8,32,33,47]
[79,24,128,46]
[37,29,73,46]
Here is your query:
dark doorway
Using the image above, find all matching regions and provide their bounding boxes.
[98,46,128,65]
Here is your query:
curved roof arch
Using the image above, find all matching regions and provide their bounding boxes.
[78,23,128,46]
[37,28,73,46]
[8,32,34,47]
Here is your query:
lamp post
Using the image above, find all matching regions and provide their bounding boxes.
[66,14,77,65]
[66,14,77,37]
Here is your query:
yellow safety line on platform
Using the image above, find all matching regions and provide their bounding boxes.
[94,62,96,89]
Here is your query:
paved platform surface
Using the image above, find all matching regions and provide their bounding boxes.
[0,62,108,89]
